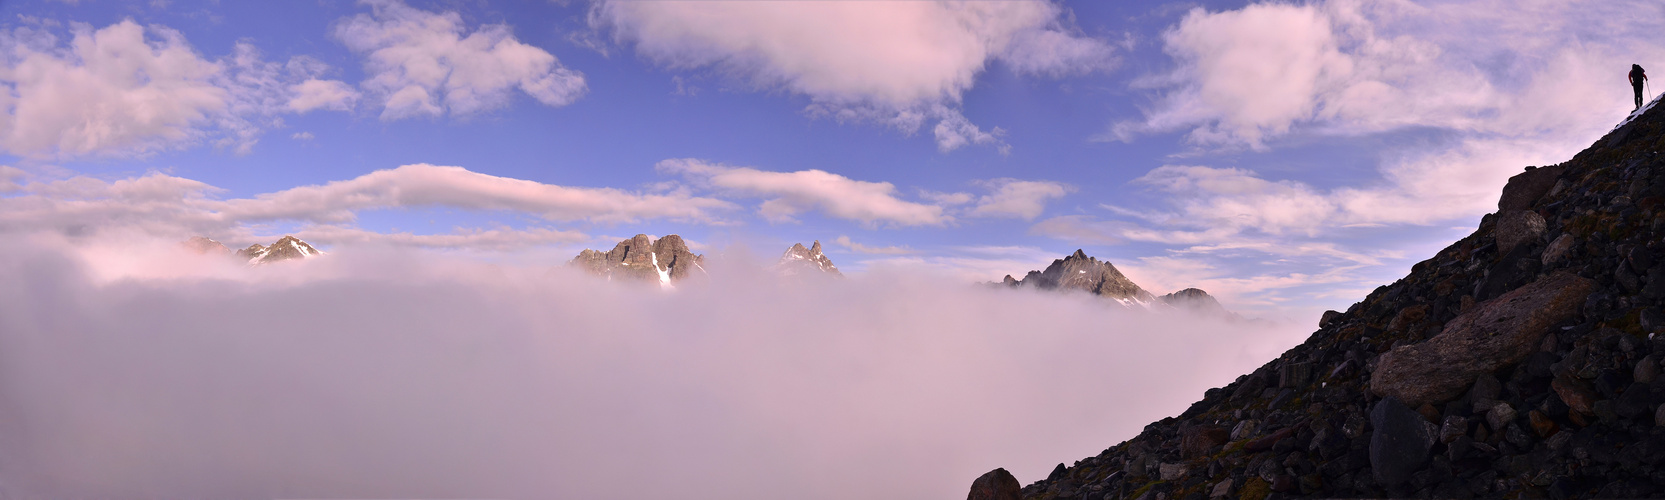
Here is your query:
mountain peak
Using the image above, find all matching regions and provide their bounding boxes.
[1001,249,1151,303]
[570,234,705,287]
[775,240,841,277]
[181,236,229,255]
[235,235,323,265]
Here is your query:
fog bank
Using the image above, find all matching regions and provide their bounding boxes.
[0,235,1307,499]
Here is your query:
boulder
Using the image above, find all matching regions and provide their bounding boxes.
[1181,425,1230,458]
[1370,397,1434,487]
[1498,164,1564,211]
[966,468,1022,500]
[1320,309,1342,328]
[1371,271,1594,407]
[1495,210,1547,255]
[1541,234,1574,266]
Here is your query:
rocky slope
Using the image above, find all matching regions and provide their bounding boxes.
[774,240,842,277]
[569,234,705,286]
[973,100,1665,500]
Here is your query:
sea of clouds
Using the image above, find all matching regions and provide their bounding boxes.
[0,232,1310,499]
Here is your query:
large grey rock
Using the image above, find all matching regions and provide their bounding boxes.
[1370,397,1434,487]
[570,234,705,285]
[1498,164,1565,211]
[1371,271,1594,407]
[1495,210,1547,255]
[966,468,1022,500]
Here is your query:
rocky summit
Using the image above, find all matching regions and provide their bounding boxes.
[978,100,1665,499]
[999,250,1232,317]
[1001,249,1157,304]
[774,240,842,277]
[569,234,705,286]
[235,235,323,265]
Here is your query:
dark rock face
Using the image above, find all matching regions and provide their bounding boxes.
[1002,249,1154,303]
[234,235,323,264]
[773,240,842,277]
[1370,271,1594,408]
[967,468,1022,500]
[1370,397,1434,487]
[570,234,705,286]
[998,83,1665,500]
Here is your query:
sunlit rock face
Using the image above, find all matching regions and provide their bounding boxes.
[773,240,841,277]
[1000,249,1155,305]
[235,235,323,265]
[569,234,705,287]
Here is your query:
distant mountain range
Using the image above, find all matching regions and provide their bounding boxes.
[180,233,1234,316]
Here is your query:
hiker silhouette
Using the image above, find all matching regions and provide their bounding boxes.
[1632,64,1649,110]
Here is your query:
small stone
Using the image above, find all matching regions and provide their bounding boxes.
[1656,404,1665,427]
[1417,403,1441,423]
[1271,474,1296,493]
[1209,480,1233,498]
[1231,419,1259,441]
[1159,462,1189,481]
[1528,410,1558,438]
[1439,415,1467,444]
[1635,355,1659,384]
[967,468,1023,500]
[1487,402,1517,433]
[1593,400,1616,421]
[1552,375,1598,416]
[1246,426,1296,452]
[1469,373,1503,409]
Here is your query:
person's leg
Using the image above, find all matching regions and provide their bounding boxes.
[1638,84,1646,109]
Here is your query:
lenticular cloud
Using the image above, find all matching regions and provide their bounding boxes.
[0,234,1304,499]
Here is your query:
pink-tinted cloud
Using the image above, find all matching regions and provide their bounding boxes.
[0,234,1309,499]
[592,0,1112,152]
[658,158,948,227]
[337,0,586,120]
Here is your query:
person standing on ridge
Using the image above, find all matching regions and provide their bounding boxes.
[1632,64,1649,110]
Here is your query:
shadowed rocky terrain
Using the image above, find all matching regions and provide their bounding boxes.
[973,99,1665,499]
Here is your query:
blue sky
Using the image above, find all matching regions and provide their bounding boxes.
[3,0,1663,318]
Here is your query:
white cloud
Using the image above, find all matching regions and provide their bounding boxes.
[221,164,733,225]
[968,178,1071,220]
[658,158,949,227]
[288,79,360,113]
[833,235,915,255]
[0,21,356,158]
[290,131,314,141]
[0,21,225,157]
[592,0,1112,152]
[337,0,587,120]
[294,225,590,251]
[0,164,734,248]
